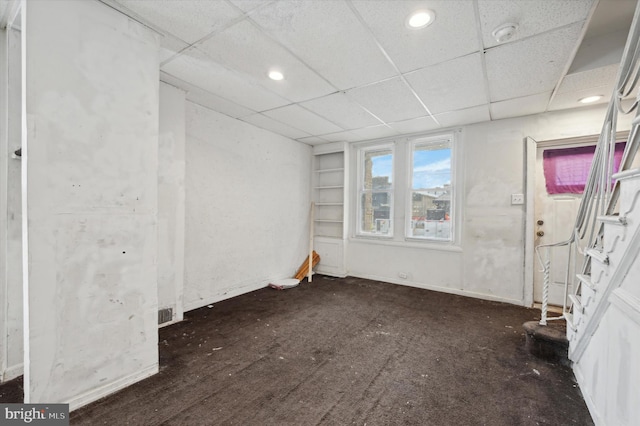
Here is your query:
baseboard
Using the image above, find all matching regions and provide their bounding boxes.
[184,279,272,312]
[2,363,23,382]
[68,363,158,412]
[573,364,604,426]
[315,267,347,278]
[349,272,524,306]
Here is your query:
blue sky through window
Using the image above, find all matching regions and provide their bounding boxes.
[371,153,393,181]
[413,148,451,189]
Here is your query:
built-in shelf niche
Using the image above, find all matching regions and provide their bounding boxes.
[312,143,347,276]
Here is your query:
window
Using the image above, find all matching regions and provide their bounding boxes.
[543,142,625,194]
[357,146,393,236]
[408,137,453,241]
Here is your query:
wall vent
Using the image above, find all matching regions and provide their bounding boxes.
[158,307,173,325]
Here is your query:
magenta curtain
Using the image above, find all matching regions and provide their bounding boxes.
[543,143,626,194]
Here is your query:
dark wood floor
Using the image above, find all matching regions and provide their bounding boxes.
[2,276,593,425]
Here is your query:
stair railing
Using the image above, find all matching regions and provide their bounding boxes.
[535,0,640,326]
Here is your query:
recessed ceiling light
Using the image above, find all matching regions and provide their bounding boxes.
[491,23,518,43]
[406,10,435,29]
[268,70,284,81]
[579,95,602,104]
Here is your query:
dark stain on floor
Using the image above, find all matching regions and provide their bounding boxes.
[2,276,593,425]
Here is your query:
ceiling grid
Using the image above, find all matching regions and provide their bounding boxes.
[81,0,638,145]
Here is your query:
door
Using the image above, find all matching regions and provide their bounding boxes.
[533,143,587,306]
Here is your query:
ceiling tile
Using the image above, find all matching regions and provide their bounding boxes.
[318,130,361,143]
[485,23,585,102]
[436,105,491,127]
[352,0,480,73]
[477,0,594,49]
[263,104,343,136]
[405,53,488,115]
[227,0,269,14]
[296,136,331,146]
[548,86,612,111]
[556,63,618,94]
[249,0,397,90]
[240,113,311,139]
[197,20,335,103]
[490,92,551,120]
[347,77,427,123]
[114,0,243,44]
[161,48,290,112]
[159,36,190,64]
[300,92,382,130]
[388,115,440,135]
[346,125,401,142]
[160,71,256,118]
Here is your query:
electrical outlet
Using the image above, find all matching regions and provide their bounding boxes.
[511,194,524,205]
[398,272,408,279]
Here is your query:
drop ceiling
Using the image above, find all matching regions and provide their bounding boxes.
[9,0,638,145]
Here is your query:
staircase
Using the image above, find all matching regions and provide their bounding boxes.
[531,1,640,423]
[566,169,640,425]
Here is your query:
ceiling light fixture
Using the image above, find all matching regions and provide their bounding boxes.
[491,23,518,43]
[268,70,284,81]
[406,10,435,29]
[579,95,603,104]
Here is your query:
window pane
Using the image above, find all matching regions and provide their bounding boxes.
[410,141,452,240]
[360,192,391,235]
[410,192,451,239]
[364,150,392,190]
[543,142,625,194]
[413,146,451,190]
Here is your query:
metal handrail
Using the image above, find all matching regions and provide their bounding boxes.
[535,0,640,327]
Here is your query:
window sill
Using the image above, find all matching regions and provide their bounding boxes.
[349,236,462,252]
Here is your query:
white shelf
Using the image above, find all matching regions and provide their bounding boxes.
[315,167,344,173]
[312,146,347,275]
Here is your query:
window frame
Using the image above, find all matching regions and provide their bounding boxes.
[406,134,455,242]
[356,143,395,238]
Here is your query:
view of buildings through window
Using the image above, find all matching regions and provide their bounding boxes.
[359,148,393,235]
[409,139,452,240]
[358,135,453,240]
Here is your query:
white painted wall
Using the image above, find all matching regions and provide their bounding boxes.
[0,24,23,383]
[158,82,186,325]
[346,104,633,305]
[23,0,159,409]
[0,25,5,386]
[184,102,311,310]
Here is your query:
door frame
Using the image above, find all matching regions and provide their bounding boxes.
[523,132,627,307]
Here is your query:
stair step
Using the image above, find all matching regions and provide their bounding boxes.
[586,248,609,265]
[569,294,583,312]
[612,168,640,181]
[522,321,570,366]
[597,215,627,226]
[576,273,595,290]
[565,313,577,331]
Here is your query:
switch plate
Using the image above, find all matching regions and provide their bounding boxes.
[511,194,524,205]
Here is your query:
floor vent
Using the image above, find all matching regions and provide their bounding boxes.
[158,307,173,325]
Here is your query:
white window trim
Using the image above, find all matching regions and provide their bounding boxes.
[405,133,456,243]
[356,143,395,238]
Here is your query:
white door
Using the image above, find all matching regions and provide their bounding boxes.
[533,144,587,306]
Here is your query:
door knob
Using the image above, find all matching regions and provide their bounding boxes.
[537,220,544,225]
[537,231,544,237]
